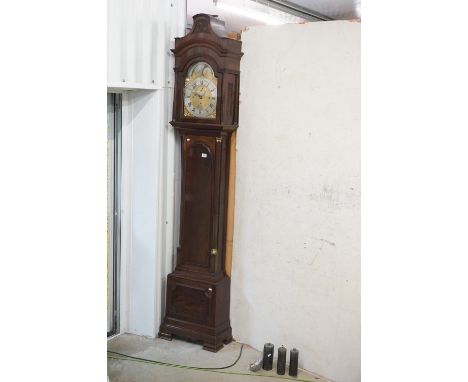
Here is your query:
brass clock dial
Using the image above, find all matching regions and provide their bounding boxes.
[184,62,217,119]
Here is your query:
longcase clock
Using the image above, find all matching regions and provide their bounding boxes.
[158,14,242,352]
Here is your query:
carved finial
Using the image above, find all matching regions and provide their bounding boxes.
[191,14,213,34]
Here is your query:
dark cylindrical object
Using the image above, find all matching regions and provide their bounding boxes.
[277,346,287,375]
[289,348,299,377]
[262,343,274,370]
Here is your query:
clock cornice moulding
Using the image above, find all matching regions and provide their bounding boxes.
[172,14,243,59]
[170,120,238,133]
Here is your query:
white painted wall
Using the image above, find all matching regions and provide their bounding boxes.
[231,21,360,382]
[119,88,178,337]
[108,0,186,337]
[120,90,159,336]
[108,0,166,89]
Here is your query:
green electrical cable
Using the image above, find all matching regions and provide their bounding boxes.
[108,343,244,370]
[107,346,322,382]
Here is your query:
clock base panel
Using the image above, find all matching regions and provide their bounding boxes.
[158,273,232,353]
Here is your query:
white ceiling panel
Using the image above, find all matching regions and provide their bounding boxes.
[292,0,360,19]
[187,0,360,35]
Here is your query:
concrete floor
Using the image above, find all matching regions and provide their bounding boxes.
[108,334,330,382]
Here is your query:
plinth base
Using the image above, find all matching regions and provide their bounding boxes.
[158,272,232,353]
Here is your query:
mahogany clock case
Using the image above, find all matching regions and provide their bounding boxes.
[158,14,242,352]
